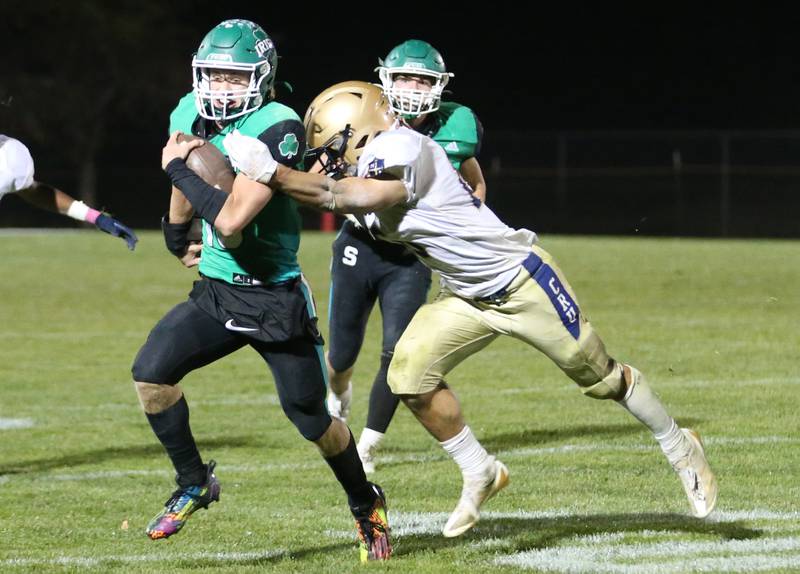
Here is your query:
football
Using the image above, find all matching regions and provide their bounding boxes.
[175,133,234,242]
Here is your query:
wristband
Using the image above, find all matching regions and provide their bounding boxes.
[165,158,228,224]
[161,213,192,257]
[66,200,101,224]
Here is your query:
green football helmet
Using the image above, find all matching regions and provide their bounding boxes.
[192,19,278,121]
[376,39,453,117]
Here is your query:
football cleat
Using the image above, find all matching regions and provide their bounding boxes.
[354,484,392,563]
[443,456,509,538]
[146,460,221,540]
[326,382,352,422]
[672,429,718,518]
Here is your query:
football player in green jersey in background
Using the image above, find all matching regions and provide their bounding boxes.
[132,19,391,562]
[324,40,488,474]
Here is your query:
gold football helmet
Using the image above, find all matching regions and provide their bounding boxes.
[303,81,395,176]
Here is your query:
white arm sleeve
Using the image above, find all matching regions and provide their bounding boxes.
[0,136,35,199]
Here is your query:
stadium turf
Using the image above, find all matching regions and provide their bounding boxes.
[0,230,798,573]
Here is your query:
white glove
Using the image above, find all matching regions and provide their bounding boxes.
[223,130,278,184]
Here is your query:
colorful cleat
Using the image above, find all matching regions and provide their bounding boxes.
[146,460,221,540]
[354,483,392,563]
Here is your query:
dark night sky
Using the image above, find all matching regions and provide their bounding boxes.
[2,3,799,130]
[178,4,800,131]
[1,2,799,235]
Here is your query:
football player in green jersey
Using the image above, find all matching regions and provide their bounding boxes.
[324,40,487,474]
[131,20,390,562]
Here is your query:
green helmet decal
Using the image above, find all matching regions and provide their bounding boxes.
[376,39,454,117]
[192,19,278,121]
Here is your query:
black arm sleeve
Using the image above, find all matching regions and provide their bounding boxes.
[165,158,228,224]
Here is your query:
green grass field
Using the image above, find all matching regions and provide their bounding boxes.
[0,230,798,573]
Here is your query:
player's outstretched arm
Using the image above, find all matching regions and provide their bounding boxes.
[18,182,138,250]
[223,130,407,213]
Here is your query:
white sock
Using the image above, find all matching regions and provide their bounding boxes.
[440,426,491,480]
[616,365,689,463]
[358,428,385,454]
[617,366,675,436]
[333,381,352,400]
[655,420,690,465]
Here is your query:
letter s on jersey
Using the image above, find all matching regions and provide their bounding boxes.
[342,245,358,267]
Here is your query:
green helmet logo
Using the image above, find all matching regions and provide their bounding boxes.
[192,19,278,121]
[376,39,454,117]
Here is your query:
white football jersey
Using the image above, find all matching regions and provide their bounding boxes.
[0,135,35,199]
[357,127,538,298]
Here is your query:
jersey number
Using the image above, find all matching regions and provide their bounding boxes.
[203,220,243,249]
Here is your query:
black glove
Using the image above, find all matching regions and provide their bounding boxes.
[161,213,192,258]
[95,213,138,250]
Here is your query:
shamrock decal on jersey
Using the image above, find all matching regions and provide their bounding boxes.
[278,133,300,159]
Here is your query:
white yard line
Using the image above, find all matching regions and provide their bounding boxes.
[495,536,800,573]
[0,418,35,430]
[326,509,800,539]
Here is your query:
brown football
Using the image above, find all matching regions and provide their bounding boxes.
[175,133,234,242]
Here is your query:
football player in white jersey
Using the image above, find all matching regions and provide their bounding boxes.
[205,82,718,538]
[0,135,138,249]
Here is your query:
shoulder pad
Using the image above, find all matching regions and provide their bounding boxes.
[358,128,422,178]
[0,137,34,192]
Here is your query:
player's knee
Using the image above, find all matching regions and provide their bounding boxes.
[398,392,430,414]
[283,396,332,441]
[576,361,628,400]
[132,350,167,385]
[556,330,625,400]
[131,332,184,385]
[388,350,441,395]
[327,348,355,374]
[131,355,178,386]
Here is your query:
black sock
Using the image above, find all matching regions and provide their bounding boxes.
[365,352,400,433]
[324,431,376,516]
[145,394,206,487]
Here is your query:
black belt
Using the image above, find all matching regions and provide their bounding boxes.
[476,252,542,304]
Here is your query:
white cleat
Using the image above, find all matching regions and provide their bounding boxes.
[442,457,509,538]
[326,382,352,423]
[672,428,718,518]
[358,443,376,475]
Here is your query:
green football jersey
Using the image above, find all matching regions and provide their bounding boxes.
[169,93,306,286]
[423,101,483,170]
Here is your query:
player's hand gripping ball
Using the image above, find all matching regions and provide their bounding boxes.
[174,133,235,242]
